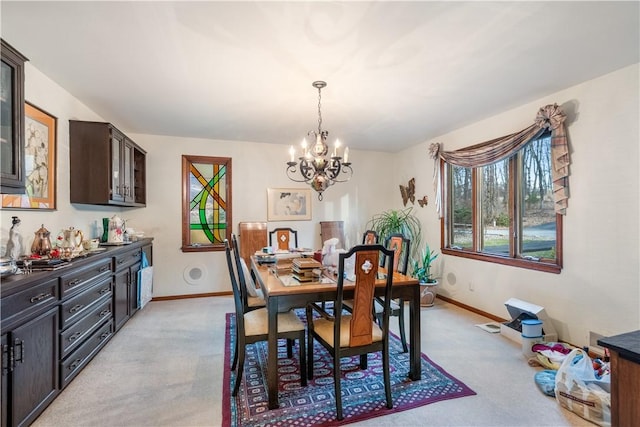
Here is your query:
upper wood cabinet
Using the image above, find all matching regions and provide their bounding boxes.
[1,39,28,194]
[69,120,146,207]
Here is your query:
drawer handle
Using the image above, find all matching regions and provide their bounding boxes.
[99,265,110,273]
[69,304,84,314]
[68,332,82,342]
[99,309,110,317]
[69,358,83,370]
[99,287,110,294]
[117,259,125,265]
[68,279,83,288]
[99,332,110,340]
[29,292,52,303]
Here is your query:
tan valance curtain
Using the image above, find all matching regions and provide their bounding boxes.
[430,103,570,217]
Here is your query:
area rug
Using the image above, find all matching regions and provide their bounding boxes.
[221,312,476,426]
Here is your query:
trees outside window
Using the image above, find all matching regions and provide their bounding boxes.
[444,130,561,273]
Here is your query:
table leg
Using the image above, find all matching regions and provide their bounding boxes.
[409,284,422,380]
[267,296,280,409]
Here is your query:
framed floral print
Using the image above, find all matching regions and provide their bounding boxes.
[1,102,57,209]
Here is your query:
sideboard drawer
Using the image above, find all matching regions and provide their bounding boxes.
[60,297,112,358]
[114,247,142,272]
[1,278,59,327]
[60,277,112,328]
[61,320,113,388]
[59,258,112,298]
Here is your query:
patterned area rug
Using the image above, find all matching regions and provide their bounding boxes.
[222,312,476,426]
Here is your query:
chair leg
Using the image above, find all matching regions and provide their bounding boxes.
[334,353,343,420]
[398,300,408,353]
[232,342,246,397]
[383,340,393,409]
[231,329,239,371]
[306,306,315,380]
[359,354,368,370]
[287,338,294,358]
[298,332,307,387]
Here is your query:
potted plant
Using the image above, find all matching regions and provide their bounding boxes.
[412,243,439,306]
[366,207,422,261]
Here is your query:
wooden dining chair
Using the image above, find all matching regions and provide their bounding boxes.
[269,227,298,251]
[306,244,395,420]
[224,239,307,397]
[376,233,411,353]
[230,233,294,370]
[362,229,379,245]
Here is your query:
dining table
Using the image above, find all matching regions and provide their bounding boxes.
[251,255,422,410]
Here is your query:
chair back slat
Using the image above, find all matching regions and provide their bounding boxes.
[349,249,379,346]
[335,244,394,348]
[385,233,411,275]
[362,230,379,245]
[269,227,298,251]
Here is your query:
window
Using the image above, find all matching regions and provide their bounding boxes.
[443,130,562,273]
[181,155,232,252]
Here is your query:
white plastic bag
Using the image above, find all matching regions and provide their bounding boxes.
[555,348,611,426]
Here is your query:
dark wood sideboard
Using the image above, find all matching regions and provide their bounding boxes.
[598,331,640,427]
[1,238,153,427]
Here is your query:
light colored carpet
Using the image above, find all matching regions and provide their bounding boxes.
[32,297,591,427]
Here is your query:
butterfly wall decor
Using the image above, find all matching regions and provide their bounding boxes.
[417,195,428,207]
[399,178,416,206]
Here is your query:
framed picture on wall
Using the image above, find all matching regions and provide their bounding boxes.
[267,188,312,221]
[1,102,57,210]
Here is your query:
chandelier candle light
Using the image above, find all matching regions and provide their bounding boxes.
[286,81,353,201]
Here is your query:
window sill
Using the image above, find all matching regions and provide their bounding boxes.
[441,248,561,274]
[181,244,224,253]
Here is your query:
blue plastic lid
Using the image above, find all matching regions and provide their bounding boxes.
[521,319,542,325]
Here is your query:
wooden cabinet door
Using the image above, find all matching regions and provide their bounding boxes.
[1,334,7,427]
[110,129,125,203]
[113,269,129,331]
[10,307,58,427]
[123,139,135,203]
[0,40,27,195]
[129,262,141,317]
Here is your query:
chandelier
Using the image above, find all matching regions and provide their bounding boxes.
[286,81,353,201]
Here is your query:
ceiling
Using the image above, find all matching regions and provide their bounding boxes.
[2,1,638,153]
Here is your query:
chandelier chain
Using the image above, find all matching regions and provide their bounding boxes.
[317,85,323,134]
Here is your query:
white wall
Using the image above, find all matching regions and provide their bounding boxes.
[395,64,640,346]
[1,62,395,298]
[3,61,637,347]
[122,134,393,297]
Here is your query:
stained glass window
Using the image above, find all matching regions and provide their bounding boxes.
[181,155,232,252]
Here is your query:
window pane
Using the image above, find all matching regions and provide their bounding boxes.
[480,159,509,255]
[521,133,556,259]
[189,161,228,245]
[451,165,472,248]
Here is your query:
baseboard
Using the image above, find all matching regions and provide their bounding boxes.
[151,292,507,324]
[152,291,232,301]
[435,294,507,323]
